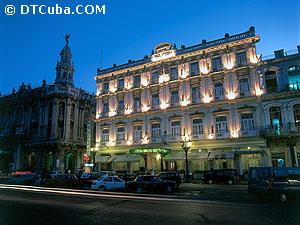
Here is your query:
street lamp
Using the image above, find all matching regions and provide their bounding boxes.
[180,137,192,181]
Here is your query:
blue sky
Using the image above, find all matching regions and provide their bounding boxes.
[0,0,299,94]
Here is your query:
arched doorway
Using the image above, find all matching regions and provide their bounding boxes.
[269,106,282,134]
[65,152,74,173]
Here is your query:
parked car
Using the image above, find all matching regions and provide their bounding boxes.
[127,175,178,193]
[79,172,101,188]
[159,171,182,186]
[91,175,126,191]
[45,174,80,188]
[203,169,238,184]
[248,167,300,202]
[10,173,38,185]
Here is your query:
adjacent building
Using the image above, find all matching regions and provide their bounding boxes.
[94,27,300,176]
[0,36,95,173]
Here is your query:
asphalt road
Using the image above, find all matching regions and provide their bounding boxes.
[0,185,299,225]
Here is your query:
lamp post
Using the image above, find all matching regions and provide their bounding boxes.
[180,137,191,181]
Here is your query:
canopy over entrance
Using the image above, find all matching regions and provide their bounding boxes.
[129,148,171,155]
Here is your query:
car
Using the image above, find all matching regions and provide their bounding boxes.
[127,175,178,193]
[248,167,300,202]
[45,174,80,188]
[91,176,126,191]
[159,171,182,186]
[98,171,116,177]
[10,173,38,185]
[202,169,238,184]
[79,172,101,188]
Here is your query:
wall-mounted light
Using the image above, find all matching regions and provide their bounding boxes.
[141,104,150,112]
[231,131,239,138]
[109,111,117,117]
[203,95,211,103]
[126,139,133,146]
[207,133,214,139]
[227,92,236,100]
[160,102,169,110]
[125,108,133,115]
[255,88,263,96]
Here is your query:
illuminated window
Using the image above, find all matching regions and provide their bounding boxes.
[171,91,179,106]
[118,79,124,91]
[151,94,159,109]
[288,66,300,91]
[170,67,178,80]
[241,113,254,131]
[293,104,300,125]
[103,103,109,114]
[134,97,141,112]
[116,127,125,141]
[190,62,199,76]
[269,107,282,135]
[103,82,109,94]
[151,71,159,84]
[171,121,181,138]
[101,129,109,142]
[134,126,142,141]
[191,87,200,102]
[236,52,247,66]
[117,100,124,114]
[212,57,222,72]
[192,119,203,135]
[151,123,161,142]
[214,83,224,99]
[133,75,141,88]
[239,78,250,95]
[215,116,228,135]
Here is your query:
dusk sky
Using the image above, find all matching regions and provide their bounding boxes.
[0,0,299,95]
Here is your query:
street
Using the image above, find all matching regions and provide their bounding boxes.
[0,185,299,225]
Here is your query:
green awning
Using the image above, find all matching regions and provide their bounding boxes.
[129,148,171,155]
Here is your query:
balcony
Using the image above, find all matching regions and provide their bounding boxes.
[192,133,204,141]
[216,131,229,139]
[239,129,258,137]
[260,124,300,137]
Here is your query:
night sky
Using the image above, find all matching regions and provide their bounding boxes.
[0,0,299,95]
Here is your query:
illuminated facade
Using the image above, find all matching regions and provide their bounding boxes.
[94,27,300,176]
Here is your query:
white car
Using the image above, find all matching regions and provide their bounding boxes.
[91,176,126,191]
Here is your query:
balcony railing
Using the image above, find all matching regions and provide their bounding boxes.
[260,124,300,137]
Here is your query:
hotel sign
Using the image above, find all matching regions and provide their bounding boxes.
[151,49,176,62]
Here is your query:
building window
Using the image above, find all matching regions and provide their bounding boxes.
[239,78,250,95]
[151,94,159,109]
[236,52,247,66]
[103,82,109,94]
[134,125,142,141]
[212,57,222,71]
[269,107,282,134]
[101,129,109,142]
[214,83,224,99]
[191,87,200,102]
[171,121,181,138]
[151,71,159,84]
[265,71,277,93]
[293,104,300,126]
[118,79,124,91]
[103,102,109,114]
[133,75,141,88]
[215,116,228,135]
[117,100,124,114]
[192,119,203,135]
[134,97,141,112]
[151,123,161,141]
[171,91,179,106]
[170,67,178,80]
[116,127,125,141]
[241,113,254,131]
[288,66,300,91]
[190,62,199,76]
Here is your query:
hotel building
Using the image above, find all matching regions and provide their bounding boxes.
[94,27,300,176]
